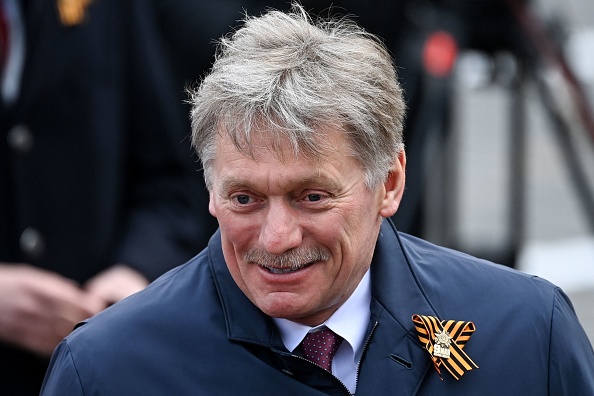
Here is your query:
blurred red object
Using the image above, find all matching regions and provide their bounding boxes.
[423,31,458,78]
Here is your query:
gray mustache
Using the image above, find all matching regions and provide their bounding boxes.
[244,246,331,268]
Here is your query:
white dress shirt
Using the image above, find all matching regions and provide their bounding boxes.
[274,270,371,393]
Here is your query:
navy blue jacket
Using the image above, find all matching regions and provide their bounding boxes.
[41,220,594,395]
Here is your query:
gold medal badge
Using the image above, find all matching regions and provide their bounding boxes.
[56,0,93,26]
[432,329,452,359]
[412,314,479,380]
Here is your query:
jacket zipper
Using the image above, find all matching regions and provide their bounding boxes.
[287,320,380,395]
[354,321,379,392]
[291,354,353,395]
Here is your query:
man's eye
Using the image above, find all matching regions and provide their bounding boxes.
[235,195,251,205]
[305,194,322,202]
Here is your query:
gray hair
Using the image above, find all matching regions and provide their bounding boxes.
[189,3,405,189]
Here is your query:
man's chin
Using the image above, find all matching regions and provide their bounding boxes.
[254,293,311,320]
[255,294,334,326]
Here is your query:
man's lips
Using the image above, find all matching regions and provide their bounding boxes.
[259,261,317,274]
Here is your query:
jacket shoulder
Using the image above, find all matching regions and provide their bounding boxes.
[398,232,554,293]
[63,249,220,359]
[396,232,562,330]
[396,232,594,394]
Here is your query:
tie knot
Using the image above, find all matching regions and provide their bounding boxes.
[300,327,343,372]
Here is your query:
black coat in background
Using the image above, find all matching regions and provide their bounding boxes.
[0,0,215,394]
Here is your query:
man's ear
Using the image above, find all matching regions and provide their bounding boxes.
[208,191,217,218]
[379,150,406,218]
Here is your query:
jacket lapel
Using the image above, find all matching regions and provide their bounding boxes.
[356,219,440,395]
[207,230,286,351]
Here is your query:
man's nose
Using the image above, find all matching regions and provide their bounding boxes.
[259,200,302,255]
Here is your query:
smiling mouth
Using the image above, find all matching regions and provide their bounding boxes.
[260,261,316,274]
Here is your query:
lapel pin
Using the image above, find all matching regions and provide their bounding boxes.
[412,314,479,380]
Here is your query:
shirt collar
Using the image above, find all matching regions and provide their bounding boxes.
[273,269,371,362]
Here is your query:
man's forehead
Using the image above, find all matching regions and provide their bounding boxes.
[216,164,344,194]
[214,123,349,160]
[213,138,356,193]
[215,136,311,169]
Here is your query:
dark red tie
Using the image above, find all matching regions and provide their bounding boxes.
[0,1,8,70]
[300,327,343,372]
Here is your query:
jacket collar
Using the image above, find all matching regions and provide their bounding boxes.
[208,219,438,394]
[357,219,438,394]
[371,219,440,324]
[207,230,287,351]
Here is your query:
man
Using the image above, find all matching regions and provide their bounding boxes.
[0,0,213,394]
[41,4,594,395]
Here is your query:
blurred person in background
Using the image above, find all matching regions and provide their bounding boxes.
[0,0,214,394]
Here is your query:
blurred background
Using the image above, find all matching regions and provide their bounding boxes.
[451,0,594,342]
[412,0,594,341]
[368,0,594,341]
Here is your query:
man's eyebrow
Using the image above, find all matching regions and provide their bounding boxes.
[219,177,250,193]
[295,175,342,191]
[218,174,342,193]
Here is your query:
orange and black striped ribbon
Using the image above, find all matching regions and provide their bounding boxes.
[412,314,479,380]
[56,0,93,26]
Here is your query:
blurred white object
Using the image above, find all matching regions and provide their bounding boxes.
[517,235,594,293]
[455,50,493,89]
[567,28,594,83]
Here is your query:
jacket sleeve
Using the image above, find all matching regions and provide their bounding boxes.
[548,288,594,394]
[113,0,216,280]
[40,341,85,396]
